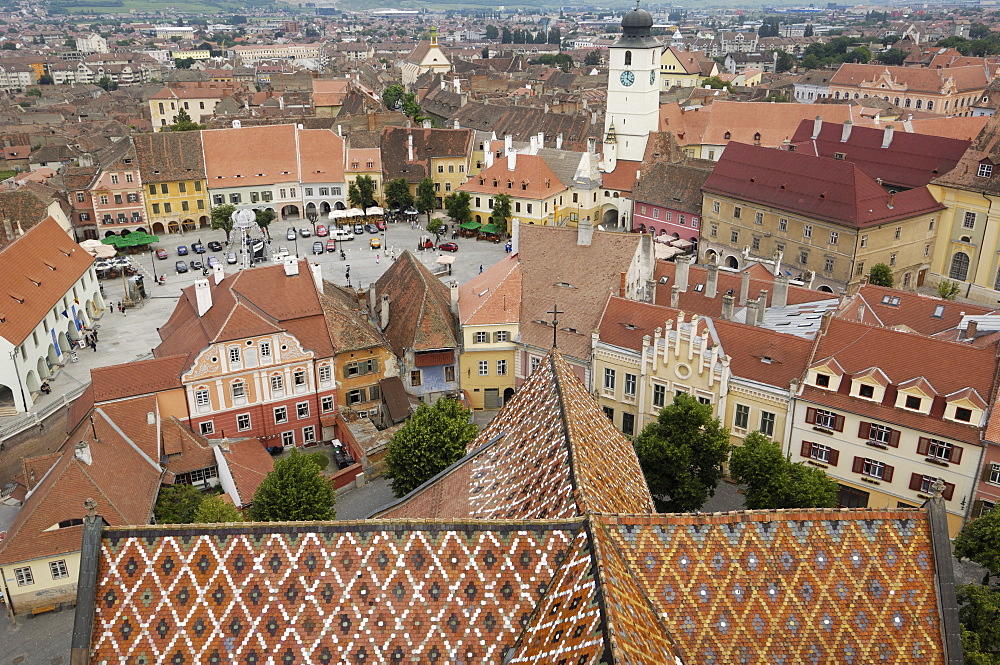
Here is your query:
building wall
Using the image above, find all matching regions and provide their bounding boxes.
[1,551,81,615]
[724,379,793,451]
[336,346,395,419]
[150,96,223,130]
[827,84,983,116]
[144,178,211,235]
[91,168,147,233]
[632,202,701,242]
[459,323,517,410]
[928,182,1000,296]
[430,156,470,206]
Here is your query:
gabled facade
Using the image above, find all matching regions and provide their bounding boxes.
[400,27,451,87]
[459,150,568,230]
[91,138,147,235]
[149,82,240,130]
[828,63,989,116]
[659,45,717,89]
[133,131,210,235]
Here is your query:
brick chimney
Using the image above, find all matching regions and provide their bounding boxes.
[675,254,690,291]
[721,293,735,320]
[773,273,789,308]
[739,269,750,305]
[705,263,718,299]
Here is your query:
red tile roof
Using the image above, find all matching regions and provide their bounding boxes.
[371,251,457,355]
[704,142,945,229]
[218,438,273,507]
[837,283,995,336]
[830,63,988,94]
[458,255,520,326]
[201,124,299,188]
[90,354,188,402]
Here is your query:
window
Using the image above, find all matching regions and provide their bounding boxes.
[195,388,210,409]
[274,406,288,424]
[859,384,875,399]
[624,373,637,397]
[230,193,241,204]
[778,218,787,231]
[893,226,901,240]
[978,163,993,178]
[214,194,224,205]
[858,457,890,481]
[410,370,422,386]
[911,474,955,499]
[954,406,973,422]
[114,194,122,205]
[479,360,489,376]
[889,252,897,267]
[228,347,241,366]
[988,463,1000,485]
[824,257,835,272]
[14,567,34,586]
[650,384,666,409]
[603,368,616,392]
[731,230,739,244]
[322,395,335,412]
[200,421,214,435]
[237,413,251,431]
[475,331,489,344]
[838,485,869,508]
[806,408,842,431]
[347,389,366,405]
[760,411,775,437]
[803,225,812,239]
[100,195,108,205]
[111,174,119,184]
[805,442,832,464]
[127,193,139,204]
[963,211,976,229]
[733,206,741,219]
[950,252,970,281]
[345,358,378,377]
[624,50,632,65]
[294,370,306,388]
[319,365,332,385]
[755,211,763,225]
[752,237,760,251]
[926,438,953,462]
[904,395,922,410]
[652,208,659,219]
[445,366,456,382]
[622,412,635,436]
[603,406,614,421]
[303,426,316,444]
[49,560,69,579]
[710,224,717,238]
[497,359,507,375]
[296,402,310,419]
[281,431,295,447]
[829,231,838,245]
[734,404,750,429]
[270,374,284,395]
[179,182,186,192]
[160,183,169,195]
[713,200,720,214]
[231,381,246,401]
[77,192,87,202]
[530,357,541,372]
[152,203,160,214]
[495,331,509,342]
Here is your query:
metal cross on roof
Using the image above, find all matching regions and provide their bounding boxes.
[547,303,565,348]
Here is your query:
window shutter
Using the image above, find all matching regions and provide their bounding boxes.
[852,456,864,474]
[908,473,923,491]
[858,421,871,438]
[943,482,955,501]
[950,445,963,464]
[834,414,845,432]
[888,429,900,448]
[916,437,930,456]
[828,449,840,466]
[800,441,812,458]
[882,464,894,483]
[805,407,817,424]
[983,464,996,483]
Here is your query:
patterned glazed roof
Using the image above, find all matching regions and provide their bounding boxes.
[374,351,655,520]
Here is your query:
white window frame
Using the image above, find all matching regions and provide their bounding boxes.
[624,373,637,398]
[321,395,335,412]
[734,403,750,430]
[760,411,775,437]
[809,442,830,463]
[228,346,241,367]
[964,211,976,229]
[475,331,488,344]
[927,439,953,462]
[281,431,294,447]
[49,559,69,580]
[496,359,507,375]
[293,370,307,393]
[237,413,251,431]
[274,406,288,424]
[259,341,271,359]
[869,423,892,445]
[14,567,34,586]
[296,401,310,419]
[652,383,666,409]
[270,374,284,396]
[199,421,214,435]
[478,360,489,376]
[195,388,210,412]
[814,409,837,429]
[603,368,616,393]
[862,458,885,479]
[978,163,993,178]
[302,425,316,444]
[495,331,509,342]
[988,463,1000,485]
[231,381,246,402]
[318,365,332,385]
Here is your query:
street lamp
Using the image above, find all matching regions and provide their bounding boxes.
[150,247,158,283]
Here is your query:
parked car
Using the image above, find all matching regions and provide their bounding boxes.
[376,220,386,231]
[286,228,296,241]
[177,245,189,256]
[155,249,168,260]
[353,223,365,235]
[207,240,223,251]
[192,242,206,254]
[333,228,355,241]
[438,242,459,252]
[226,252,238,265]
[175,261,189,274]
[326,239,337,252]
[312,241,324,254]
[189,259,203,270]
[299,227,312,238]
[364,223,379,234]
[369,237,381,249]
[315,224,328,237]
[206,255,220,268]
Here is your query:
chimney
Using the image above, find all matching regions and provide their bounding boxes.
[967,319,979,338]
[441,79,446,90]
[739,269,750,305]
[556,132,563,149]
[450,281,459,315]
[882,124,894,149]
[507,149,517,171]
[529,135,537,154]
[675,254,690,291]
[577,218,594,246]
[856,302,865,323]
[74,440,92,465]
[213,263,225,285]
[587,137,596,154]
[422,119,432,129]
[453,119,460,130]
[504,134,512,155]
[670,284,680,308]
[591,111,597,125]
[454,78,461,95]
[283,257,300,276]
[812,115,822,139]
[485,148,494,169]
[310,262,322,291]
[745,299,759,327]
[757,291,767,324]
[705,263,718,299]
[408,133,414,162]
[721,293,735,320]
[380,294,390,329]
[840,120,853,142]
[537,131,544,149]
[511,217,520,255]
[194,278,212,316]
[773,273,789,308]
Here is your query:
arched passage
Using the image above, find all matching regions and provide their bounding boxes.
[0,383,15,413]
[57,332,70,357]
[705,249,719,264]
[24,370,39,395]
[152,222,165,235]
[198,215,210,229]
[503,387,515,405]
[168,220,181,234]
[335,201,346,210]
[281,205,300,220]
[36,355,49,380]
[320,201,331,214]
[46,343,59,369]
[726,255,740,269]
[818,285,835,293]
[601,207,619,229]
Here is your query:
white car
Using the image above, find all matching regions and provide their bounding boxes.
[299,227,312,238]
[332,228,355,241]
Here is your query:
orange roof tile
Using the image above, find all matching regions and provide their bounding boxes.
[458,255,520,326]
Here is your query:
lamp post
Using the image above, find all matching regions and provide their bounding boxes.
[150,247,158,283]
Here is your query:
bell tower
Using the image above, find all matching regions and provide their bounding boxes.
[605,1,662,165]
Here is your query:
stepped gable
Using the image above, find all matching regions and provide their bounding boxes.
[602,508,945,664]
[374,351,654,520]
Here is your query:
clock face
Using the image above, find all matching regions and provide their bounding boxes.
[650,70,656,85]
[620,70,635,87]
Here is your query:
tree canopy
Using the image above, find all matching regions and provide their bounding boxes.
[729,432,838,509]
[633,393,731,512]
[868,263,894,287]
[491,193,512,230]
[249,449,336,521]
[348,175,377,211]
[384,177,414,210]
[154,484,205,524]
[416,177,437,222]
[193,494,243,523]
[956,507,1000,582]
[444,191,472,224]
[166,107,204,132]
[384,397,477,497]
[210,203,236,242]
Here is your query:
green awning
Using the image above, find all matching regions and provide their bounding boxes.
[459,221,481,230]
[479,224,502,234]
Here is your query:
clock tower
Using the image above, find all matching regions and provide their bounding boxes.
[604,1,662,164]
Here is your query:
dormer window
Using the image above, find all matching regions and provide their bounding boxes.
[904,395,921,410]
[978,163,993,178]
[955,407,972,422]
[815,373,830,388]
[724,131,731,140]
[858,384,874,399]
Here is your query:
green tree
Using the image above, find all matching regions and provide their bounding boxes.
[38,74,53,85]
[444,191,472,224]
[174,57,195,69]
[803,23,814,37]
[401,93,424,122]
[210,203,236,243]
[729,432,838,509]
[970,22,993,39]
[955,506,1000,583]
[584,50,601,66]
[936,279,961,300]
[249,449,336,521]
[255,207,275,239]
[348,175,376,211]
[194,494,243,523]
[491,192,512,231]
[501,27,512,43]
[774,50,795,73]
[96,76,117,91]
[166,107,204,132]
[485,25,499,39]
[482,46,490,59]
[416,177,436,223]
[702,75,733,91]
[382,83,404,110]
[25,87,41,97]
[878,47,907,65]
[868,262,894,287]
[548,27,561,45]
[384,397,477,497]
[426,218,443,237]
[958,583,1000,664]
[844,46,872,63]
[384,177,414,210]
[154,484,205,524]
[801,53,821,69]
[634,393,731,512]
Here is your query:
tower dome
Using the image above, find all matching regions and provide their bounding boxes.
[621,2,653,38]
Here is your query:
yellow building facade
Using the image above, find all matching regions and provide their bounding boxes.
[0,550,81,614]
[145,178,211,235]
[336,345,396,420]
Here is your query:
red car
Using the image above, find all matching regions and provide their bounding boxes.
[316,224,328,237]
[155,249,168,259]
[376,220,386,230]
[438,242,459,252]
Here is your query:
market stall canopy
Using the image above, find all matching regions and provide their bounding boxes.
[346,208,365,218]
[459,221,482,230]
[80,239,117,258]
[329,210,347,220]
[367,207,384,216]
[436,255,456,265]
[102,232,159,248]
[479,224,502,234]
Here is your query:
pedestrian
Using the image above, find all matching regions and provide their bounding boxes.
[117,301,122,312]
[91,338,96,353]
[376,254,380,264]
[479,264,483,274]
[93,330,98,343]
